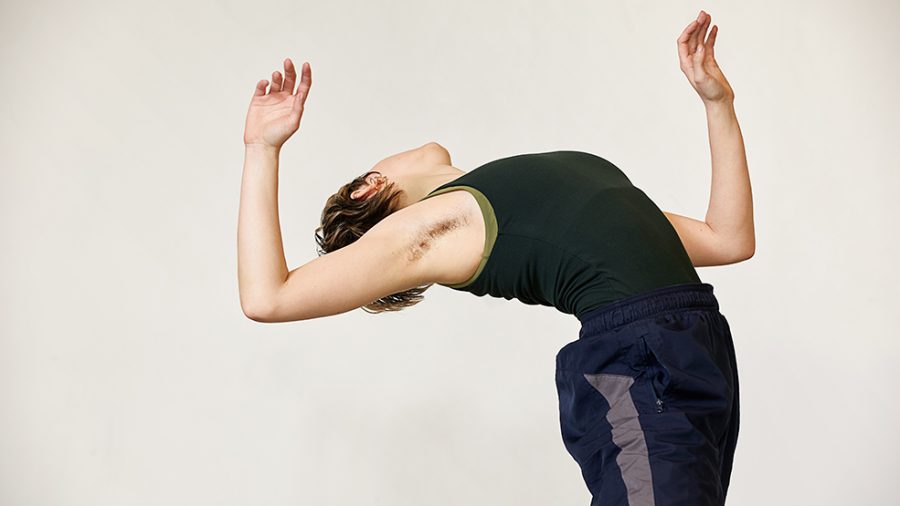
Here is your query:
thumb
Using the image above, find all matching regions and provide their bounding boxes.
[291,89,304,117]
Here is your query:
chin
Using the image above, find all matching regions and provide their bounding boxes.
[422,141,451,164]
[373,141,449,175]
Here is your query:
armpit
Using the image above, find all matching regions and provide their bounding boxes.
[407,214,469,262]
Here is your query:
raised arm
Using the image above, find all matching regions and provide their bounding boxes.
[237,59,441,323]
[664,10,755,267]
[238,58,310,319]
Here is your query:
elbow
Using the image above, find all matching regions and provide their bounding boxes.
[242,305,271,323]
[732,237,756,262]
[241,298,276,323]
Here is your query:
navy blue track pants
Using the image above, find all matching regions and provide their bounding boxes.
[555,282,740,506]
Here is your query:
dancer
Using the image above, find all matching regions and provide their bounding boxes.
[238,9,751,505]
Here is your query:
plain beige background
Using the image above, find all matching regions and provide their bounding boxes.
[2,0,898,504]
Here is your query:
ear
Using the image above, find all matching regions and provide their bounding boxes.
[352,174,387,201]
[351,182,374,201]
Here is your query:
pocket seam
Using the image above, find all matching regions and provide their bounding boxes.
[638,335,672,404]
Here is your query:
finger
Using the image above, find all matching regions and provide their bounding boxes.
[707,25,718,61]
[692,11,709,51]
[292,62,311,114]
[282,58,297,95]
[271,71,283,93]
[297,61,312,104]
[292,88,304,116]
[677,19,699,66]
[253,79,268,97]
[692,41,708,80]
[687,11,703,54]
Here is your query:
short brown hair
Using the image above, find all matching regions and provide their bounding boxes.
[314,171,432,314]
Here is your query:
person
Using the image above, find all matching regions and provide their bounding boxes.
[238,9,752,506]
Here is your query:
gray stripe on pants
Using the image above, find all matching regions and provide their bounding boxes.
[584,373,656,505]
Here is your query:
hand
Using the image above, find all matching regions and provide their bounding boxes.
[677,11,734,105]
[243,58,312,149]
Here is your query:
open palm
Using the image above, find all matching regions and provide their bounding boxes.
[677,11,734,104]
[243,58,312,148]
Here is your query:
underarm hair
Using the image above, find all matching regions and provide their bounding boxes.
[407,214,469,262]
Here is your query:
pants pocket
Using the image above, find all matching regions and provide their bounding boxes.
[641,310,734,441]
[637,335,670,414]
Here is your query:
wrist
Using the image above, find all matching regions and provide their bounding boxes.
[703,97,735,111]
[704,99,737,121]
[245,143,281,156]
[243,143,281,170]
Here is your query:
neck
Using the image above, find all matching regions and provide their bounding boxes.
[399,164,466,208]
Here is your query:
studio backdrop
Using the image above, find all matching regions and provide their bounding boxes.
[2,1,898,505]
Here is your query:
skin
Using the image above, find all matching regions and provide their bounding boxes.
[238,9,754,323]
[349,141,464,207]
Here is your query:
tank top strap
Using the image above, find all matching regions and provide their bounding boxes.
[421,176,469,201]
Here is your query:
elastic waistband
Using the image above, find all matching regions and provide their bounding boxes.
[578,282,718,338]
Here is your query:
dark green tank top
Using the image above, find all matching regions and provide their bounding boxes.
[419,150,701,319]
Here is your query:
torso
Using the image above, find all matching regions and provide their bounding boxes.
[413,150,701,318]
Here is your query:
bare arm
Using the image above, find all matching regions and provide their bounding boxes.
[665,100,754,266]
[238,58,310,319]
[664,10,755,267]
[238,145,289,318]
[238,137,438,322]
[237,58,440,323]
